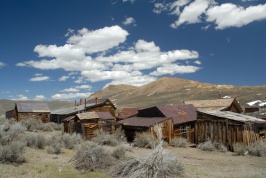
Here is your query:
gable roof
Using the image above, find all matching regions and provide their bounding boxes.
[76,111,114,120]
[16,103,50,113]
[85,98,117,109]
[198,110,266,124]
[119,117,170,127]
[138,105,197,125]
[117,108,143,119]
[184,98,243,113]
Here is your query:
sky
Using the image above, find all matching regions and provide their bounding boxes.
[0,0,266,101]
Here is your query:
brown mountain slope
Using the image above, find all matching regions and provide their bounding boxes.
[87,77,266,111]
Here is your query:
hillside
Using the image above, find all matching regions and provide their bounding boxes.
[88,77,266,111]
[1,77,265,116]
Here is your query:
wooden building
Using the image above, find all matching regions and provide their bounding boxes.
[136,105,197,143]
[50,97,116,123]
[184,98,243,113]
[72,111,116,140]
[119,116,173,143]
[7,103,50,122]
[196,110,266,150]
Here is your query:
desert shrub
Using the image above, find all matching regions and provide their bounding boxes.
[111,146,126,159]
[197,140,215,151]
[47,142,61,154]
[170,137,188,148]
[41,123,54,132]
[35,134,46,149]
[49,122,63,131]
[213,141,227,153]
[248,140,266,157]
[0,141,26,164]
[70,141,114,172]
[233,142,247,156]
[0,116,7,125]
[112,127,127,143]
[61,133,83,150]
[109,141,184,178]
[20,118,43,131]
[92,130,119,146]
[0,122,26,145]
[133,132,157,149]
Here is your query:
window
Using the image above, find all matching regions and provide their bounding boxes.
[180,125,187,134]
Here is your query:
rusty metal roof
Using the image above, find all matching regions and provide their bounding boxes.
[117,108,143,119]
[16,103,50,113]
[138,105,197,125]
[76,111,114,120]
[119,117,170,127]
[199,110,266,124]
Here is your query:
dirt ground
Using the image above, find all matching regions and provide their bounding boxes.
[1,131,265,178]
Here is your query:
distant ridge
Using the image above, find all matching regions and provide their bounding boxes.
[87,77,266,111]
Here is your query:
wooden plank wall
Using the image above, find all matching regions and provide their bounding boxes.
[173,124,195,143]
[196,113,262,150]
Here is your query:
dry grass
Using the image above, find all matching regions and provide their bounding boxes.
[1,128,266,177]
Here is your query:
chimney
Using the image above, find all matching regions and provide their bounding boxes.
[95,97,99,104]
[80,98,84,105]
[84,99,86,112]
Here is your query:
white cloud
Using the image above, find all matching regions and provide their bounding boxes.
[194,60,201,65]
[153,3,169,14]
[170,0,212,29]
[206,3,266,29]
[123,17,136,26]
[123,0,135,3]
[34,95,45,100]
[67,25,129,53]
[18,26,201,88]
[51,92,92,100]
[60,85,92,93]
[150,64,201,76]
[30,76,49,82]
[165,0,266,29]
[0,61,5,68]
[14,95,29,100]
[59,75,69,81]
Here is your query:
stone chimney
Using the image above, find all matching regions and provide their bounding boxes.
[95,97,99,104]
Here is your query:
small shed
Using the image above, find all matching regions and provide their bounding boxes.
[119,117,173,143]
[196,110,266,150]
[73,111,116,140]
[184,98,243,113]
[13,103,50,122]
[245,105,260,113]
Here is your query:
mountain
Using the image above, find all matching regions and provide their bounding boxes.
[88,77,266,111]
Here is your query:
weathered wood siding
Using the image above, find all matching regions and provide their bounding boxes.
[196,112,262,150]
[17,112,50,123]
[87,105,116,117]
[173,123,195,143]
[150,119,173,143]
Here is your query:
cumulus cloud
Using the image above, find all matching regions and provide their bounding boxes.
[34,95,45,100]
[206,3,266,29]
[165,0,266,29]
[150,64,200,76]
[51,92,92,100]
[170,0,212,28]
[0,61,6,68]
[18,25,201,89]
[123,17,136,26]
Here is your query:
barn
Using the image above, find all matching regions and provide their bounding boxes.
[9,103,50,122]
[184,98,243,113]
[196,110,266,150]
[50,97,116,123]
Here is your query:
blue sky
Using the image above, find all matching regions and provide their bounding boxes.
[0,0,265,101]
